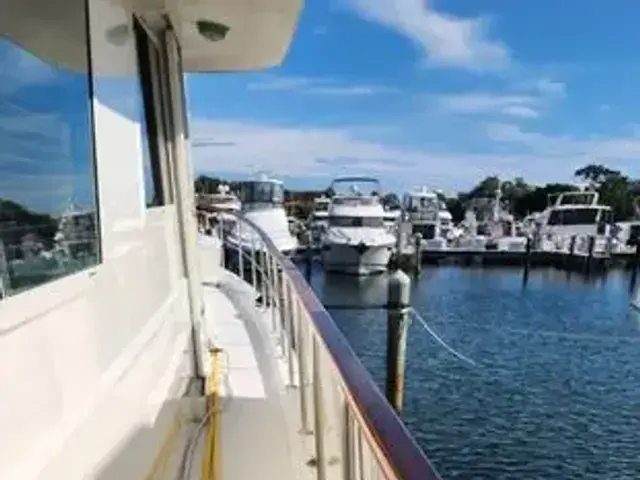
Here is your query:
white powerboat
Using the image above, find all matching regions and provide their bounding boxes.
[322,177,395,275]
[307,195,331,246]
[226,174,299,255]
[403,186,449,251]
[534,190,613,254]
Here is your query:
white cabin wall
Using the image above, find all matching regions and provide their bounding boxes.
[0,0,194,477]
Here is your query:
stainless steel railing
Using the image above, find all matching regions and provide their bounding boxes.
[198,207,441,480]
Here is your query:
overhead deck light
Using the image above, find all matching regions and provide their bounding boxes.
[196,20,230,42]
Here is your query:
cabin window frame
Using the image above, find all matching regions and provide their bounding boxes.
[133,16,174,207]
[0,0,101,312]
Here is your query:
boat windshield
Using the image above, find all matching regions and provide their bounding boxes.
[558,192,597,206]
[329,216,384,228]
[548,208,612,226]
[408,196,439,212]
[314,201,330,212]
[238,181,284,205]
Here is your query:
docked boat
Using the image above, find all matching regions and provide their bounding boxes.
[196,184,241,234]
[225,174,299,255]
[0,2,438,479]
[403,186,449,251]
[534,190,613,254]
[322,177,395,275]
[307,195,331,246]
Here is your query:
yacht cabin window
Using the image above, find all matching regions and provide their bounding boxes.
[238,181,284,205]
[548,208,612,226]
[133,17,172,207]
[0,0,99,300]
[329,217,384,228]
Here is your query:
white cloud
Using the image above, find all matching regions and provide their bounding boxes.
[190,118,497,187]
[518,77,566,98]
[190,117,640,190]
[486,122,640,171]
[502,105,539,118]
[345,0,510,70]
[432,93,540,118]
[247,75,394,96]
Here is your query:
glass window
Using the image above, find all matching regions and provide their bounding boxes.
[329,216,384,228]
[133,18,168,207]
[548,208,600,226]
[239,181,284,204]
[0,2,99,299]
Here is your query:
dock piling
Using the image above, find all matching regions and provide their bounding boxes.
[413,233,422,275]
[385,269,411,413]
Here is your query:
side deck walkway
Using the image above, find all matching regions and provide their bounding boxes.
[201,271,312,480]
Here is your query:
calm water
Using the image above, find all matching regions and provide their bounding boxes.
[304,262,640,479]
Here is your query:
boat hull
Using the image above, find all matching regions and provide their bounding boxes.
[322,242,392,275]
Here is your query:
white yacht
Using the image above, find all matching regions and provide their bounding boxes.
[196,184,241,235]
[403,187,449,251]
[308,195,331,245]
[226,174,299,255]
[322,177,395,275]
[535,190,613,253]
[0,2,437,480]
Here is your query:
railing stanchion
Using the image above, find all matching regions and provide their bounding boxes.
[296,299,311,433]
[312,338,327,480]
[218,219,225,268]
[251,238,257,292]
[260,246,267,307]
[237,225,244,280]
[343,403,355,480]
[284,280,296,386]
[270,254,279,334]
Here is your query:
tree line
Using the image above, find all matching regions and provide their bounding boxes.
[194,164,640,223]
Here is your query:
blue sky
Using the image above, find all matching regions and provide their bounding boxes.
[188,0,640,194]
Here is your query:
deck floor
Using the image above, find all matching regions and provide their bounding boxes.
[202,271,312,480]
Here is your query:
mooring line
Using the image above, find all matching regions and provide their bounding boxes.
[409,308,477,367]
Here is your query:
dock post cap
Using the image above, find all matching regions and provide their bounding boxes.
[388,269,411,308]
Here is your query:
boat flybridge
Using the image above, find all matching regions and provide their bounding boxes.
[322,177,396,275]
[0,1,437,478]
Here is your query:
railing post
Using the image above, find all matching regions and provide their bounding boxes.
[217,218,225,268]
[296,299,311,433]
[312,338,327,479]
[385,269,412,413]
[284,280,296,386]
[251,238,257,292]
[260,247,268,306]
[342,404,354,480]
[237,228,244,281]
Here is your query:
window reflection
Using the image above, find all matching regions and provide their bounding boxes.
[0,6,99,299]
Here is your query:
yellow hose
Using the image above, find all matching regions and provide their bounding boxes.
[202,348,223,480]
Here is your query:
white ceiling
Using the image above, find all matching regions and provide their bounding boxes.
[0,0,303,73]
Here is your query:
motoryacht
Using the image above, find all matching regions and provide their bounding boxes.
[534,190,613,254]
[403,186,449,251]
[195,184,241,234]
[226,174,299,255]
[322,177,395,275]
[307,195,331,246]
[0,2,437,480]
